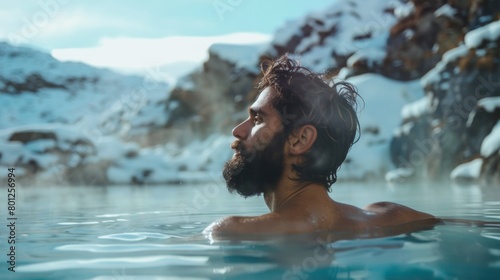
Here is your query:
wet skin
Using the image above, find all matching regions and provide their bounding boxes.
[204,88,434,236]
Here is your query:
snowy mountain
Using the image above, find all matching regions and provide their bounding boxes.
[0,42,171,133]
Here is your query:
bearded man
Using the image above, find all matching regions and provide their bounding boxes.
[204,55,434,236]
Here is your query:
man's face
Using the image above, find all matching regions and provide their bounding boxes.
[223,88,286,197]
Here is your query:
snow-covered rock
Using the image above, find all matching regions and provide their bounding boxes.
[105,135,232,185]
[434,4,456,19]
[465,20,500,48]
[0,123,233,185]
[390,18,500,184]
[0,124,95,183]
[267,0,400,74]
[481,121,500,158]
[450,158,483,182]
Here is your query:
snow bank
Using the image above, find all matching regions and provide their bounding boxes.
[0,122,234,185]
[481,121,500,158]
[93,137,139,161]
[104,135,233,184]
[465,20,500,48]
[421,45,468,87]
[347,48,387,68]
[0,124,95,181]
[394,1,415,19]
[401,97,429,120]
[450,158,483,181]
[478,97,500,113]
[434,4,456,18]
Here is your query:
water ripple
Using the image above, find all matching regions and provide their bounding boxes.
[89,276,208,280]
[98,232,180,241]
[17,255,208,272]
[481,232,500,241]
[58,221,100,225]
[95,213,131,218]
[55,243,218,253]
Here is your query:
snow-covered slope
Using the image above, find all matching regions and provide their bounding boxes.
[0,42,169,134]
[267,0,402,73]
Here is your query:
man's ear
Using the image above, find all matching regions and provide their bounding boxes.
[288,125,317,155]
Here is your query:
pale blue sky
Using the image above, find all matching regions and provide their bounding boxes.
[1,0,336,50]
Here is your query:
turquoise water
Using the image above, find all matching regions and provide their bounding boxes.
[2,181,500,279]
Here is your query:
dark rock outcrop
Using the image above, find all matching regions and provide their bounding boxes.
[389,16,500,184]
[0,73,66,94]
[163,45,261,142]
[0,126,105,185]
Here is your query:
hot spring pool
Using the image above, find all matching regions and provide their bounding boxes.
[2,180,500,279]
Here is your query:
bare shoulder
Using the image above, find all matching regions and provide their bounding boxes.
[203,213,312,235]
[203,213,278,235]
[364,201,434,224]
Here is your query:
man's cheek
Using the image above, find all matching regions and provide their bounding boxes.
[268,116,284,133]
[255,128,275,150]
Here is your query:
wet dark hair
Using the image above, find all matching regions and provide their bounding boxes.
[258,54,362,189]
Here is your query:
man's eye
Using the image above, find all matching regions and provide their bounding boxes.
[253,116,263,125]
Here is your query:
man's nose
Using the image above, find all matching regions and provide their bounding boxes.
[232,119,250,140]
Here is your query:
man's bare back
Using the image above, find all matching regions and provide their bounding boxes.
[204,183,434,236]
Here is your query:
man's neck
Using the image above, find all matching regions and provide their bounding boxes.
[263,181,325,212]
[263,160,329,212]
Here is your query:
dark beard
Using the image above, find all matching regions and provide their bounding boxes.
[223,132,286,197]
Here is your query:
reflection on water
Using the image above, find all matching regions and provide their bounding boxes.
[2,182,500,279]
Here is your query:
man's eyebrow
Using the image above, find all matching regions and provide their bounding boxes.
[249,107,268,117]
